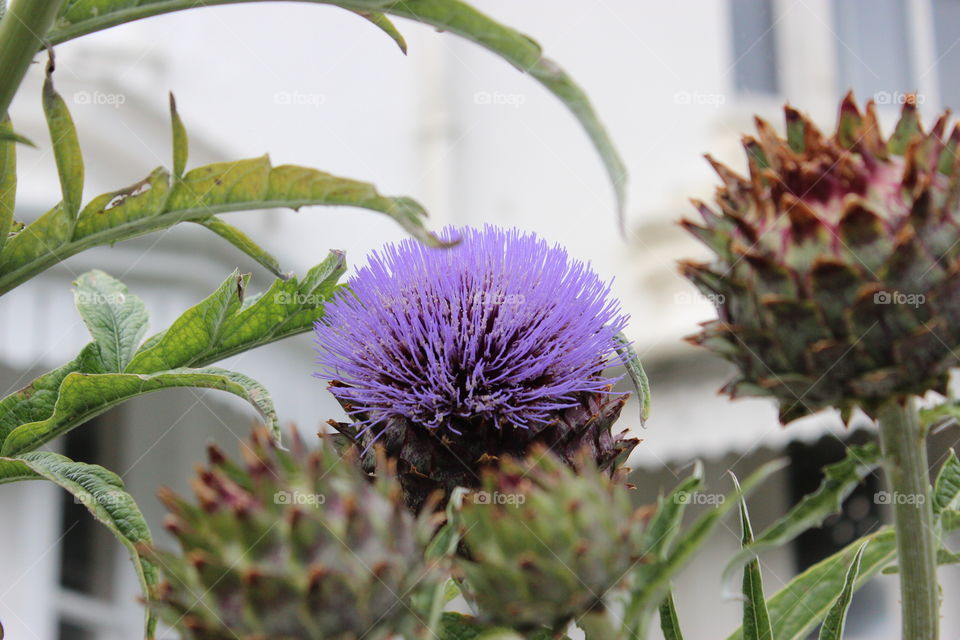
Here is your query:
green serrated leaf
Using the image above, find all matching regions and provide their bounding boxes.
[0,128,34,146]
[134,251,345,370]
[169,92,187,179]
[735,474,773,640]
[438,613,490,640]
[0,203,73,275]
[623,460,787,640]
[643,461,704,558]
[125,270,248,373]
[725,529,897,640]
[0,366,278,455]
[818,541,868,640]
[614,331,650,423]
[167,155,270,210]
[921,398,960,429]
[48,0,626,219]
[73,270,149,372]
[943,510,960,531]
[0,342,103,445]
[0,258,340,453]
[883,545,960,574]
[0,116,15,256]
[43,68,83,220]
[195,216,283,277]
[937,547,960,565]
[0,451,158,638]
[0,154,438,295]
[421,486,467,639]
[71,167,171,240]
[723,443,881,582]
[658,590,685,640]
[933,449,960,515]
[354,10,407,54]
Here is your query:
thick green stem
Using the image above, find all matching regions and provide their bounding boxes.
[0,0,63,118]
[878,396,939,640]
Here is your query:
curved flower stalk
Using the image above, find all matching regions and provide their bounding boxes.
[315,225,639,510]
[682,95,950,639]
[140,428,441,640]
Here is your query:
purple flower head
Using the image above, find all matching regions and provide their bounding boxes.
[314,225,628,441]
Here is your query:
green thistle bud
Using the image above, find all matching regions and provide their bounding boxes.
[455,447,648,632]
[139,429,440,640]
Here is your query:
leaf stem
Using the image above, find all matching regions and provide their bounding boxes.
[877,396,939,640]
[0,0,63,118]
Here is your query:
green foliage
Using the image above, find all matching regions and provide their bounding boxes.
[933,449,960,515]
[0,258,344,455]
[45,0,627,216]
[648,463,702,639]
[724,443,881,581]
[622,460,786,640]
[735,476,773,640]
[0,117,15,256]
[0,74,444,296]
[817,542,868,640]
[943,509,960,531]
[42,62,83,220]
[726,529,897,640]
[614,331,651,423]
[0,2,634,634]
[658,591,685,640]
[0,451,157,636]
[73,270,148,373]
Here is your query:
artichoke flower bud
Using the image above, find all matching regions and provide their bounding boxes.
[316,225,638,511]
[455,447,648,631]
[682,94,960,423]
[140,428,440,640]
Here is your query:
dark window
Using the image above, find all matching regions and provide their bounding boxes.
[932,0,960,108]
[57,413,124,640]
[788,431,888,638]
[833,0,914,101]
[58,621,96,640]
[730,0,781,95]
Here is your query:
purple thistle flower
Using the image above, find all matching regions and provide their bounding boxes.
[314,225,629,440]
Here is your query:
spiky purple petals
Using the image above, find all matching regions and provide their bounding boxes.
[315,225,628,439]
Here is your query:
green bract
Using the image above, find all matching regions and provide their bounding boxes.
[682,95,960,423]
[141,429,441,640]
[456,448,647,632]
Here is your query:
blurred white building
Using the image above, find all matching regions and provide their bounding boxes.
[0,1,959,638]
